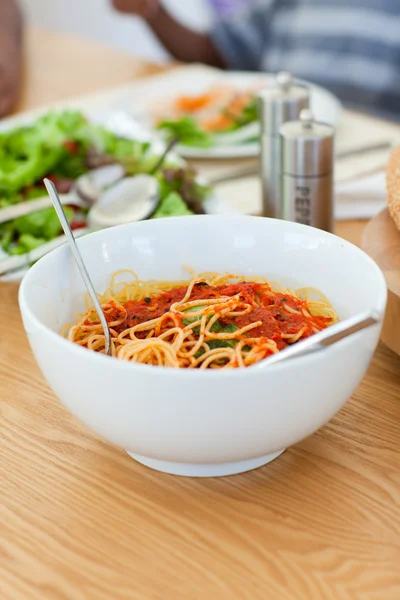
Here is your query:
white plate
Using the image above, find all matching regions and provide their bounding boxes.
[115,67,343,159]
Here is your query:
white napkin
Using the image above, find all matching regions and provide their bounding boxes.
[335,172,387,220]
[207,172,387,221]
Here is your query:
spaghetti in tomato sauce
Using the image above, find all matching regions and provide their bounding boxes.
[65,270,338,369]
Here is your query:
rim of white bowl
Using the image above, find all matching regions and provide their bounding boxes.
[18,215,388,379]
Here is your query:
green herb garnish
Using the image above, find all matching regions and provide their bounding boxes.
[157,117,213,148]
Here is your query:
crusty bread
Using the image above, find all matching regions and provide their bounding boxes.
[387,146,400,232]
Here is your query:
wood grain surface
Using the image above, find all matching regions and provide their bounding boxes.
[2,29,400,600]
[14,28,166,114]
[2,281,400,600]
[362,208,400,356]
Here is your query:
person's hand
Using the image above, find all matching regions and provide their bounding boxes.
[111,0,224,66]
[111,0,159,19]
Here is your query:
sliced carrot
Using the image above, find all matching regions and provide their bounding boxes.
[225,92,253,118]
[175,93,215,113]
[201,113,234,133]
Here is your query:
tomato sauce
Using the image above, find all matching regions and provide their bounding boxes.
[113,282,332,345]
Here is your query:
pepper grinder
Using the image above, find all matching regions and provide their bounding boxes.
[280,109,335,232]
[258,72,310,218]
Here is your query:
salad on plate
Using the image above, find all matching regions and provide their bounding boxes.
[155,84,263,149]
[0,110,211,271]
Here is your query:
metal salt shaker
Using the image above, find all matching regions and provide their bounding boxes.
[280,109,335,232]
[258,72,310,218]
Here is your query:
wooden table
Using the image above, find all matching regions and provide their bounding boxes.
[14,28,166,113]
[2,29,400,600]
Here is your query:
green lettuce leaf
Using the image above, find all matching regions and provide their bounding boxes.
[0,206,74,254]
[152,192,194,219]
[157,117,212,148]
[0,110,145,194]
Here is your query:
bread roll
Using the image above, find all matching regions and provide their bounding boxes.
[387,146,400,232]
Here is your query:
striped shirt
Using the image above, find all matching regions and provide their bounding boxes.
[211,0,400,119]
[207,0,249,17]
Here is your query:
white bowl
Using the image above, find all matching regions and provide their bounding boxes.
[19,216,387,477]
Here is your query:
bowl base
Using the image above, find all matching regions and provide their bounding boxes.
[125,449,285,477]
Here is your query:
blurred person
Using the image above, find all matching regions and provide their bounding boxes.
[0,0,22,117]
[111,0,400,119]
[207,0,249,17]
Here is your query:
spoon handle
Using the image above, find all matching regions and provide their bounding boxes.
[260,311,380,367]
[44,179,112,356]
[314,313,379,348]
